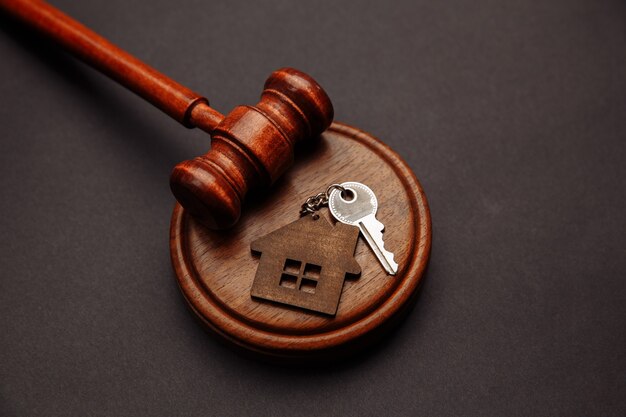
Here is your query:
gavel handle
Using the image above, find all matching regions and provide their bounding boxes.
[0,0,224,132]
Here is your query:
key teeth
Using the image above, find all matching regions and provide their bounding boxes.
[376,236,398,276]
[372,217,385,233]
[386,251,399,275]
[376,228,398,275]
[356,217,398,276]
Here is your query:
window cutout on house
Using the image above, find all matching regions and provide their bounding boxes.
[304,263,321,279]
[279,273,297,289]
[300,278,317,294]
[283,259,302,275]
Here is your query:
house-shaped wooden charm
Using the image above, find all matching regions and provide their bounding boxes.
[250,214,361,315]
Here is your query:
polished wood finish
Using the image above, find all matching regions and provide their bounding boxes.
[0,0,333,229]
[170,68,333,229]
[170,123,432,361]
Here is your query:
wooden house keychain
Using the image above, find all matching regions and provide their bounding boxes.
[251,182,398,316]
[2,0,432,362]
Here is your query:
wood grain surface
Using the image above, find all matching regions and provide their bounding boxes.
[170,122,432,361]
[250,214,362,316]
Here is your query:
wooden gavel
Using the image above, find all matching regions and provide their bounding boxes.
[0,0,333,229]
[171,70,332,229]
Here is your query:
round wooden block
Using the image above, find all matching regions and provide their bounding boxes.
[170,122,432,361]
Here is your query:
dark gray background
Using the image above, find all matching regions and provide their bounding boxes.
[1,0,625,416]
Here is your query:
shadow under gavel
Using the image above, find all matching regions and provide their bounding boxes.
[0,0,333,229]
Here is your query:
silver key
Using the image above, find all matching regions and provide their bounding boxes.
[328,182,398,275]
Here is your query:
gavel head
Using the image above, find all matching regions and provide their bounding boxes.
[170,68,333,229]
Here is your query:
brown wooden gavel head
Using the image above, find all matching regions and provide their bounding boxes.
[170,68,333,229]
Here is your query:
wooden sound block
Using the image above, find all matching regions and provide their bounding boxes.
[170,122,432,362]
